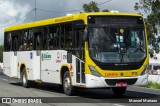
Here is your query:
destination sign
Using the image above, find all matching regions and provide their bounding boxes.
[88,16,143,25]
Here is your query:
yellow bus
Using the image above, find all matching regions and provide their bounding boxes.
[3,12,149,96]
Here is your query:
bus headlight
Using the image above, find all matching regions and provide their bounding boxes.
[140,64,149,76]
[88,65,101,77]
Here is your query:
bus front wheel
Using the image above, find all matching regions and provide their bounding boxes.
[63,71,75,96]
[22,68,32,88]
[112,87,126,96]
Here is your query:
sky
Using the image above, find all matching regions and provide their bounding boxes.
[0,0,139,44]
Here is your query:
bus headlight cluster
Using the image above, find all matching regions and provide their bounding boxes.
[88,65,101,77]
[140,64,149,76]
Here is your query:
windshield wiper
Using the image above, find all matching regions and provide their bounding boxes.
[133,46,145,53]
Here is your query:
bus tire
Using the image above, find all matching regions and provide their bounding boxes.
[22,68,31,88]
[112,87,126,96]
[63,71,75,96]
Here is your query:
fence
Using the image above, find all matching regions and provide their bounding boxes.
[148,75,160,83]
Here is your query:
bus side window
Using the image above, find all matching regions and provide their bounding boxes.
[28,29,33,50]
[12,35,18,51]
[24,31,28,51]
[35,34,41,50]
[19,31,24,51]
[62,23,73,51]
[26,30,33,51]
[48,26,59,50]
[33,28,42,50]
[19,43,23,51]
[4,33,12,51]
[57,25,65,49]
[74,30,84,59]
[66,32,72,50]
[49,33,54,50]
[42,27,49,50]
[8,33,12,51]
[60,25,65,49]
[18,30,28,51]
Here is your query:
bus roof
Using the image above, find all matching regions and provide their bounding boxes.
[5,12,142,32]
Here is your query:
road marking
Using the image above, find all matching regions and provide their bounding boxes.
[2,79,8,81]
[113,104,124,106]
[85,98,101,102]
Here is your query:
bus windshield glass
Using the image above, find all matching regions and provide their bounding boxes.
[88,16,146,63]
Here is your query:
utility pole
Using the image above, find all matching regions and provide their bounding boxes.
[35,0,37,21]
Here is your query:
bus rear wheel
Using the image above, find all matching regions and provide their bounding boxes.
[63,71,75,96]
[22,68,32,88]
[112,87,126,96]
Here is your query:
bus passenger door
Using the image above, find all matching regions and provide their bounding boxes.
[72,29,86,86]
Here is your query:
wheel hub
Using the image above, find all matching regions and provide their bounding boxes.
[23,73,26,84]
[64,77,70,90]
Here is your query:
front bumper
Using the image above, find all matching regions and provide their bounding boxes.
[85,73,148,88]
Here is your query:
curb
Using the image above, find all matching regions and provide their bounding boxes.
[133,86,160,91]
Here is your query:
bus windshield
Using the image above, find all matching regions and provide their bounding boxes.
[89,27,146,63]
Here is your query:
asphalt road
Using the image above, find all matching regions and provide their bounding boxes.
[0,70,160,106]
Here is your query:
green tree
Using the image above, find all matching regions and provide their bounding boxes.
[0,45,3,62]
[83,1,109,12]
[83,1,99,12]
[134,0,160,45]
[102,9,109,12]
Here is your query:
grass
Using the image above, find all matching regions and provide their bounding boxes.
[147,81,160,89]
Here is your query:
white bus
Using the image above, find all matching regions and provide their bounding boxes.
[3,12,149,96]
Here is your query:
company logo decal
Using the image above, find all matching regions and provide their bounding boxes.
[42,53,51,61]
[105,73,118,77]
[56,52,62,63]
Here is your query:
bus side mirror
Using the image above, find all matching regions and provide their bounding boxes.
[83,30,88,41]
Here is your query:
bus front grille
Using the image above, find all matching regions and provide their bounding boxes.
[105,78,137,86]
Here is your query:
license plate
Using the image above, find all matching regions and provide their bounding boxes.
[116,82,128,87]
